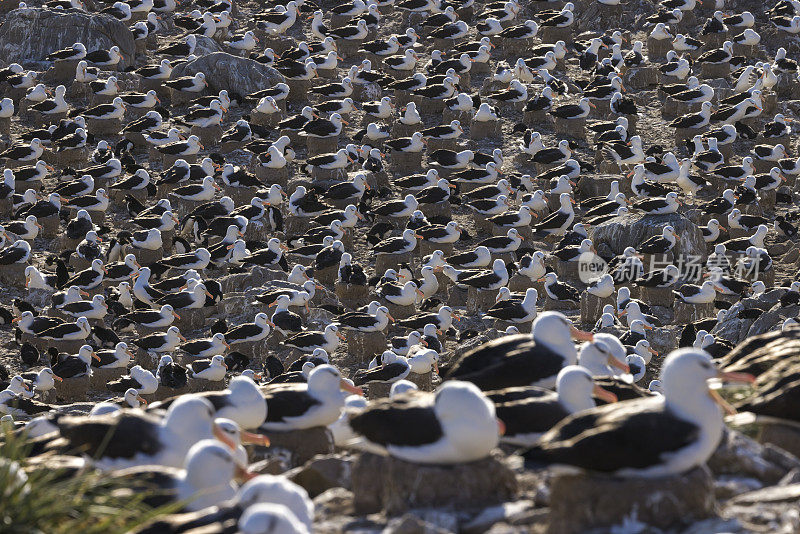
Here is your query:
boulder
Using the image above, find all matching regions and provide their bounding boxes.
[252,426,334,468]
[714,292,790,343]
[54,374,91,403]
[312,487,355,521]
[731,483,800,505]
[451,332,492,360]
[249,457,289,475]
[779,468,800,485]
[287,454,354,498]
[351,452,518,515]
[219,265,286,294]
[461,500,538,534]
[0,9,134,69]
[709,429,800,485]
[711,304,753,344]
[591,212,706,266]
[547,466,715,534]
[384,511,458,534]
[219,294,264,325]
[170,52,284,96]
[758,423,800,462]
[577,173,626,198]
[193,35,223,56]
[747,308,784,337]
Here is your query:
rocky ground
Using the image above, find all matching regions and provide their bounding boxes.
[3,0,800,531]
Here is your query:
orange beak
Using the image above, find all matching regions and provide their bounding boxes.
[609,356,630,373]
[240,430,271,447]
[570,326,594,342]
[593,384,618,403]
[717,370,756,384]
[340,379,364,395]
[709,370,755,415]
[496,418,506,436]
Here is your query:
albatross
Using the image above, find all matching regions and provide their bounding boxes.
[523,348,754,477]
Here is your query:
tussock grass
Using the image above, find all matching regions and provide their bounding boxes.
[0,431,181,534]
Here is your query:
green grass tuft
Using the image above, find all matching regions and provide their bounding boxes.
[0,430,182,534]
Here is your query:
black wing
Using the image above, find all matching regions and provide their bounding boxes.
[495,395,567,437]
[353,362,409,385]
[445,335,566,390]
[52,413,163,459]
[349,394,443,447]
[261,385,321,423]
[150,390,229,412]
[445,334,530,378]
[523,399,700,472]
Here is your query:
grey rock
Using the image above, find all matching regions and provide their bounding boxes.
[784,246,800,264]
[220,293,263,323]
[720,319,753,344]
[712,303,753,344]
[758,424,800,466]
[287,454,353,498]
[313,486,353,512]
[0,9,134,68]
[193,35,223,56]
[714,475,763,500]
[452,333,491,359]
[170,52,284,96]
[219,265,286,293]
[709,429,788,484]
[647,324,679,355]
[249,457,289,475]
[384,513,453,534]
[591,212,706,263]
[770,242,791,256]
[763,441,800,472]
[395,510,460,533]
[462,500,536,534]
[731,483,800,505]
[679,518,744,534]
[253,426,334,468]
[706,78,732,89]
[779,468,800,486]
[595,242,614,259]
[351,452,518,515]
[547,465,715,533]
[576,174,621,199]
[747,309,784,337]
[776,73,800,98]
[757,289,789,307]
[26,288,52,309]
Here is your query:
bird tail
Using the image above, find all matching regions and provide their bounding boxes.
[249,123,272,138]
[149,262,169,279]
[521,446,552,470]
[601,147,617,162]
[352,370,368,386]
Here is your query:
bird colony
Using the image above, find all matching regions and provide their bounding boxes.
[2,0,800,531]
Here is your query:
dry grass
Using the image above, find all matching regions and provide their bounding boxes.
[0,430,181,534]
